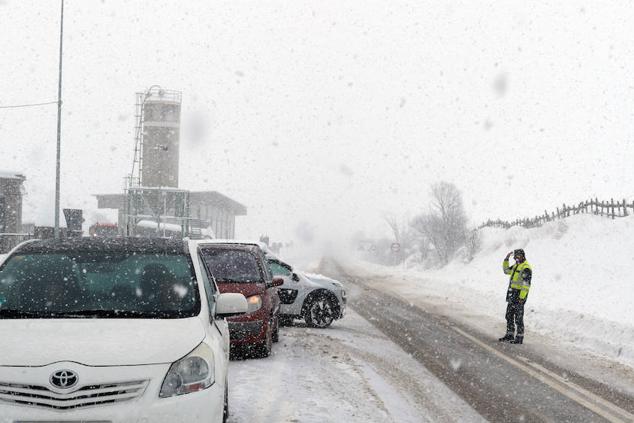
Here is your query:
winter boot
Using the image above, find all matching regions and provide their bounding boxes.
[510,335,524,344]
[498,334,514,342]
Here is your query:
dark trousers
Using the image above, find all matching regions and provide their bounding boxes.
[505,301,525,337]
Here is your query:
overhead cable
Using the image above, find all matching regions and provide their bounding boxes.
[0,101,58,110]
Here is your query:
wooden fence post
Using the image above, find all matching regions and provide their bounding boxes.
[611,198,615,219]
[623,199,628,217]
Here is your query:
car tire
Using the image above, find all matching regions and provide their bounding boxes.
[272,317,280,343]
[304,295,337,328]
[255,326,272,358]
[278,316,293,326]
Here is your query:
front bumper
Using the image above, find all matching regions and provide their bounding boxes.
[228,320,265,345]
[339,291,347,318]
[0,362,223,423]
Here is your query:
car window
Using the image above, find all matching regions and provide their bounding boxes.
[200,248,263,283]
[268,260,292,277]
[259,251,273,282]
[0,252,200,318]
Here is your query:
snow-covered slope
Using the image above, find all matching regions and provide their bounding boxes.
[348,214,634,368]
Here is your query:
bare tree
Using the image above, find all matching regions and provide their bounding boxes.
[410,213,442,264]
[382,212,413,265]
[410,182,468,266]
[383,213,401,244]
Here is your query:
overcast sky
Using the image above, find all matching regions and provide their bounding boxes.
[1,0,634,242]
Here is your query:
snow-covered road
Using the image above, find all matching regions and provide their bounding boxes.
[228,310,483,423]
[323,260,634,423]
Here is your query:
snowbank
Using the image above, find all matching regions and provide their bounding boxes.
[349,214,634,368]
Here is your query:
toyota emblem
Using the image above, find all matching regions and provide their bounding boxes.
[50,369,78,389]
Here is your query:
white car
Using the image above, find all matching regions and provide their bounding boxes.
[0,237,247,423]
[265,254,346,328]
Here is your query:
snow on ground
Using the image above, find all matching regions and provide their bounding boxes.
[345,214,634,371]
[228,309,483,423]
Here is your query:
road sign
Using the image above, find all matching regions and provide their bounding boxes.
[391,242,401,253]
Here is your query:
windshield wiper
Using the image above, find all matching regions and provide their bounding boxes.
[0,308,189,319]
[52,309,187,318]
[0,309,51,319]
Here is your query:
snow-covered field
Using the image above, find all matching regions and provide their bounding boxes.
[347,215,634,369]
[228,310,483,423]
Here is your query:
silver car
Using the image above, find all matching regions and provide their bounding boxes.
[265,254,346,328]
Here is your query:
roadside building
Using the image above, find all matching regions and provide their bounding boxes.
[0,171,25,234]
[93,87,247,239]
[0,171,27,252]
[94,189,246,239]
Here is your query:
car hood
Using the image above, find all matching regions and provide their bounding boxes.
[302,272,344,290]
[0,317,206,367]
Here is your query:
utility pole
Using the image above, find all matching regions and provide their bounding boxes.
[54,0,64,239]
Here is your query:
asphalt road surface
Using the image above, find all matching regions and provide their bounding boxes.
[323,260,634,423]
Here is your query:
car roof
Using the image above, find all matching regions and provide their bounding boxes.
[14,237,188,255]
[195,239,263,252]
[194,238,260,246]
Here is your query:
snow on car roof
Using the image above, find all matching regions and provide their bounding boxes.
[16,237,188,254]
[194,239,262,247]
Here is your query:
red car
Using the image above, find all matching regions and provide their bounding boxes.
[198,241,283,358]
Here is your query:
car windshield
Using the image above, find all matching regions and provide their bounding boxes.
[0,252,200,319]
[200,248,262,283]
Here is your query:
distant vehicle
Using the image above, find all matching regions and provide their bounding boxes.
[0,237,247,423]
[265,253,346,328]
[198,240,283,358]
[88,222,119,237]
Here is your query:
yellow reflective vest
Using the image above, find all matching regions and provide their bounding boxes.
[503,259,532,301]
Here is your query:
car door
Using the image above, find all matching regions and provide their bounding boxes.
[267,259,299,314]
[257,251,279,316]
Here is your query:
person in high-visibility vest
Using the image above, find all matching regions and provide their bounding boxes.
[499,249,532,344]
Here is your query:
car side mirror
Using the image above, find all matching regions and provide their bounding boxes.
[215,293,248,319]
[292,273,300,282]
[267,277,284,288]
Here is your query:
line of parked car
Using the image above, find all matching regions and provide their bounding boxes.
[0,236,346,422]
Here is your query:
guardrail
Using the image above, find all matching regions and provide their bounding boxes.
[479,198,633,229]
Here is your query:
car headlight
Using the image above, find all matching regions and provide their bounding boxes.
[246,295,262,313]
[159,343,215,398]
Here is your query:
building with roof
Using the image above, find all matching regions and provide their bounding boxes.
[94,189,246,239]
[0,171,25,234]
[94,86,246,239]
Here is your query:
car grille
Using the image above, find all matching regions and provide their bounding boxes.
[0,379,149,410]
